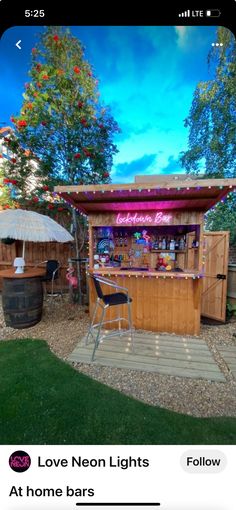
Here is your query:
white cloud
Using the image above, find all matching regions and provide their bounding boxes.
[174,26,190,49]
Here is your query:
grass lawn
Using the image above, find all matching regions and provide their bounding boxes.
[0,339,235,444]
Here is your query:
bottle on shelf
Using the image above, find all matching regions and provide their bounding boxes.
[158,236,162,249]
[175,237,179,250]
[169,238,175,250]
[119,232,123,247]
[104,250,110,263]
[179,237,185,250]
[114,232,119,247]
[192,238,199,248]
[154,237,158,250]
[162,236,166,250]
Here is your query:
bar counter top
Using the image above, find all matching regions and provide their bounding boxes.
[90,268,202,279]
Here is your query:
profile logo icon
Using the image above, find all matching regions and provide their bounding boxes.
[9,450,31,472]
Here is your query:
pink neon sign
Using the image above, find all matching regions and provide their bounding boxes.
[116,212,172,225]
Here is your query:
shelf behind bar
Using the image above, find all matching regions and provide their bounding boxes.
[150,249,187,253]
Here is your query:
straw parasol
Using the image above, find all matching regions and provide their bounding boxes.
[0,209,74,258]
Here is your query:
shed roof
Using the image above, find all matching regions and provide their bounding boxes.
[55,178,236,215]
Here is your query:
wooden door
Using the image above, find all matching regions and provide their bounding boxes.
[201,232,229,321]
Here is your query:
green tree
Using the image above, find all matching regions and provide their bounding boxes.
[0,165,15,209]
[180,27,236,176]
[180,27,236,242]
[206,194,236,244]
[3,26,120,195]
[2,131,67,214]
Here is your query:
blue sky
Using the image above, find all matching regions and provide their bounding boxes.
[0,25,219,183]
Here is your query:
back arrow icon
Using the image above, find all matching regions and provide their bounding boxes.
[16,40,21,50]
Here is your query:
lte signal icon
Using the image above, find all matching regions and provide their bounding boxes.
[178,9,205,17]
[178,10,191,17]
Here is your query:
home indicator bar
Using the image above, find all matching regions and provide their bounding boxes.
[76,504,161,508]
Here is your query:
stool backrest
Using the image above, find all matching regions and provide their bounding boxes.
[91,275,104,299]
[46,260,59,280]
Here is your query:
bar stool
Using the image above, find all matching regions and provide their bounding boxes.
[35,259,63,302]
[86,274,134,361]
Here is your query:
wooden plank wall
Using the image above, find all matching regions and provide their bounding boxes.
[201,232,229,321]
[227,265,236,304]
[0,241,75,290]
[89,274,201,335]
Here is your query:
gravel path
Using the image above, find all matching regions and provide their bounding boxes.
[1,296,236,418]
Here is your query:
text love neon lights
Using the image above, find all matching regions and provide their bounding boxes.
[116,212,172,225]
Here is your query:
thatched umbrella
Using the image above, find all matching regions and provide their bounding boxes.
[0,208,73,259]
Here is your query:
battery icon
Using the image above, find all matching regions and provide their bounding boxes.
[206,9,221,17]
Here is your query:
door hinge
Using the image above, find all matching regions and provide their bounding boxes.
[216,274,226,280]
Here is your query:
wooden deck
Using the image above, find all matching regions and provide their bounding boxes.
[68,331,225,382]
[217,346,236,379]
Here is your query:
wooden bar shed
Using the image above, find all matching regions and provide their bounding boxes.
[56,177,236,336]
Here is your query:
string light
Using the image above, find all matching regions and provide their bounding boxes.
[91,271,203,280]
[57,183,236,204]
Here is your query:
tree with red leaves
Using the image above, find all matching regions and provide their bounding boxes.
[0,167,15,210]
[2,27,120,287]
[4,26,120,189]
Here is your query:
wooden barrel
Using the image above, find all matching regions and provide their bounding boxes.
[2,277,43,329]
